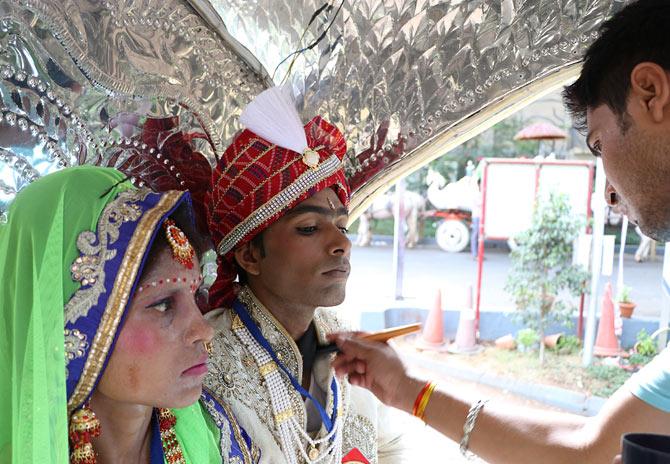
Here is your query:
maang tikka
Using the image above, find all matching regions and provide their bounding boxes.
[163,219,195,269]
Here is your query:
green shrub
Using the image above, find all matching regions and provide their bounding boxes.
[586,365,631,397]
[635,329,657,357]
[554,334,581,355]
[517,328,540,349]
[628,352,652,366]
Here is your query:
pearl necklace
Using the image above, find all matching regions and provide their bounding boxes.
[232,313,343,463]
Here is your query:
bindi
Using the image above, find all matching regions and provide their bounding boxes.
[137,275,203,294]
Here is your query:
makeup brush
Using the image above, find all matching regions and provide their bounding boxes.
[316,323,422,356]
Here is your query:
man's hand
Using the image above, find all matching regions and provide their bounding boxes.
[329,333,422,412]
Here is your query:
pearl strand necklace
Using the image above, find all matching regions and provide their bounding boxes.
[233,315,344,463]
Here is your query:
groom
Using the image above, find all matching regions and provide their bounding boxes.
[203,87,409,463]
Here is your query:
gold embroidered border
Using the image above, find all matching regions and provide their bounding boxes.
[203,386,257,464]
[221,400,257,464]
[239,288,302,380]
[68,191,184,413]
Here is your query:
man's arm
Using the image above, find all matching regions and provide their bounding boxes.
[421,380,670,463]
[331,335,670,464]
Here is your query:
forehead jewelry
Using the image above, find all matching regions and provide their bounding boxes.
[163,219,195,269]
[327,197,336,211]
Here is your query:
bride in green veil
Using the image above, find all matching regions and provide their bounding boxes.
[0,166,259,463]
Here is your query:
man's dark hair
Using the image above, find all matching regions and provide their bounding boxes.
[563,0,670,132]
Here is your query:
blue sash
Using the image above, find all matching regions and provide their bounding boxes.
[232,299,339,433]
[149,411,165,464]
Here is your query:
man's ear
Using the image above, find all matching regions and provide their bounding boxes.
[630,62,670,123]
[234,242,262,276]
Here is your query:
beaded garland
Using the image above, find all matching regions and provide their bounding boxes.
[231,296,344,464]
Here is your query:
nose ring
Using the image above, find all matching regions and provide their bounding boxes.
[204,341,212,355]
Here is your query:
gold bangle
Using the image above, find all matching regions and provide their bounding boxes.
[415,381,437,421]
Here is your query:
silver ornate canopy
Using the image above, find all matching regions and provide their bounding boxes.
[0,0,628,221]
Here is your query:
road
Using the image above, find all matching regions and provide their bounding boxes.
[336,240,665,327]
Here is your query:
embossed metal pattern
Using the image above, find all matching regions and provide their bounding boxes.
[0,0,628,221]
[194,0,629,215]
[0,0,266,220]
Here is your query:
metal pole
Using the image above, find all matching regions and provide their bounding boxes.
[583,158,606,366]
[578,163,596,341]
[616,216,628,296]
[577,294,585,340]
[475,162,489,331]
[613,216,629,337]
[392,179,406,300]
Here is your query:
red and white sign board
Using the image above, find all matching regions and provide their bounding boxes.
[475,158,595,324]
[482,159,593,239]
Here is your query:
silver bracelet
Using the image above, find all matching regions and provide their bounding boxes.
[459,399,489,458]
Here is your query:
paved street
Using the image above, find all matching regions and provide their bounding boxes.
[336,240,666,327]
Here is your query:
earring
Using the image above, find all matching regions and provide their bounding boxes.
[69,403,101,464]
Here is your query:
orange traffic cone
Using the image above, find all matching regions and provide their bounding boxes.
[416,288,449,352]
[594,283,624,357]
[449,285,482,354]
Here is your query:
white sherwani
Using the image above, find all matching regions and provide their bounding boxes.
[205,288,410,464]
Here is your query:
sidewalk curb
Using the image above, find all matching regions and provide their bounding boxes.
[402,350,607,417]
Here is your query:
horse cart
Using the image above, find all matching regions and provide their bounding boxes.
[425,208,472,253]
[356,170,475,253]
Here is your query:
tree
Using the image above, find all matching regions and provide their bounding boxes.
[504,192,590,364]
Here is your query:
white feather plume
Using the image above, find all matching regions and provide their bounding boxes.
[239,85,308,154]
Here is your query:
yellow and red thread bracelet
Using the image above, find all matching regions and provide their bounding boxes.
[412,380,437,421]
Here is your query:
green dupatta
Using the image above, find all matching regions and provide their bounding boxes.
[0,166,229,463]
